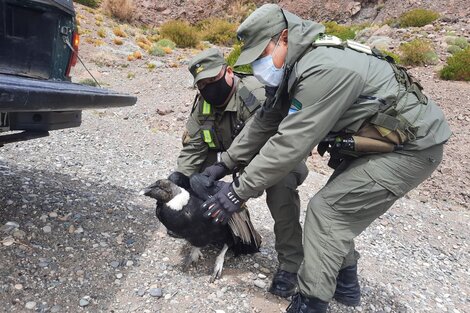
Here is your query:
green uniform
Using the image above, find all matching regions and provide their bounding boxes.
[177,75,309,273]
[223,7,452,301]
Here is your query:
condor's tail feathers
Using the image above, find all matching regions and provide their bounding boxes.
[228,209,262,256]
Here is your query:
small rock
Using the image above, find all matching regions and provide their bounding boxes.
[79,298,90,307]
[25,302,36,310]
[2,236,14,246]
[126,260,134,266]
[12,229,26,239]
[116,273,123,279]
[43,225,52,233]
[137,288,145,297]
[74,227,84,234]
[49,212,58,218]
[258,273,267,279]
[0,221,20,233]
[254,279,266,289]
[149,288,163,297]
[110,261,120,268]
[50,305,62,313]
[14,284,23,290]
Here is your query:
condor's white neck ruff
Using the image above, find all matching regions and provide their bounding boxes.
[166,187,190,211]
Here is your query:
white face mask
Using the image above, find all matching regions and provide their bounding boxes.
[252,39,285,87]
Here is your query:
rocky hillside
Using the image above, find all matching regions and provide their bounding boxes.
[135,0,470,25]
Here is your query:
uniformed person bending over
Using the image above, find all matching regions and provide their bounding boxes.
[168,48,309,298]
[200,5,451,312]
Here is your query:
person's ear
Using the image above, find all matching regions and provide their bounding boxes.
[226,66,233,75]
[280,29,288,45]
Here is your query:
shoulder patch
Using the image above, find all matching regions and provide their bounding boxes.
[289,98,302,114]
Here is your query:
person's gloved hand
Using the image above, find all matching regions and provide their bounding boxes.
[201,162,229,187]
[202,181,245,224]
[168,171,190,189]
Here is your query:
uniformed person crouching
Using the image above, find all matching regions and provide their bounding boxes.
[168,48,309,298]
[200,5,452,313]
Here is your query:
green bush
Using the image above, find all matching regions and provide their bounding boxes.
[398,9,439,27]
[447,45,463,55]
[197,18,238,46]
[322,21,356,40]
[226,44,252,74]
[399,39,438,66]
[148,44,165,57]
[74,0,100,8]
[159,20,199,48]
[155,39,176,49]
[439,48,470,81]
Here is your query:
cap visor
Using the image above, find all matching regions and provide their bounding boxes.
[234,38,271,67]
[193,64,223,86]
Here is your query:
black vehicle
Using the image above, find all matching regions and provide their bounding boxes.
[0,0,137,145]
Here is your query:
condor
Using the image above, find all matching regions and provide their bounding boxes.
[140,174,261,282]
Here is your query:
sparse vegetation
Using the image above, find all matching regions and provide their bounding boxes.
[399,39,438,66]
[127,72,135,79]
[197,18,238,46]
[148,44,165,57]
[155,39,176,49]
[398,9,439,28]
[113,27,127,37]
[97,28,107,38]
[226,44,252,73]
[113,38,123,45]
[439,48,470,81]
[228,0,257,23]
[323,21,356,40]
[75,0,100,8]
[147,63,156,70]
[79,78,98,86]
[159,20,200,48]
[102,0,135,22]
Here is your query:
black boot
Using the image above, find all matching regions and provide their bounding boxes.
[333,264,361,306]
[286,293,329,313]
[268,269,298,298]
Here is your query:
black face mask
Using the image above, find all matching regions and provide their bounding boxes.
[199,68,233,108]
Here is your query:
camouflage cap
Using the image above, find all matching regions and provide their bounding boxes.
[188,48,226,86]
[234,4,287,67]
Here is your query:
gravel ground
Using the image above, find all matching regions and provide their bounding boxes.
[1,9,469,312]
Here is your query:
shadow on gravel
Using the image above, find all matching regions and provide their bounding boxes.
[0,161,158,312]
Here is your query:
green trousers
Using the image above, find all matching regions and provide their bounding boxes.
[266,162,309,273]
[298,144,444,301]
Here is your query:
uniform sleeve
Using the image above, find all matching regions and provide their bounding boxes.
[234,66,365,200]
[176,113,208,176]
[221,102,285,169]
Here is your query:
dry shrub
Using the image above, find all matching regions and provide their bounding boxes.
[102,0,135,22]
[133,51,142,59]
[97,28,107,38]
[228,0,257,23]
[159,20,199,48]
[399,39,438,66]
[113,38,123,45]
[113,27,127,37]
[155,39,176,49]
[162,47,173,54]
[127,55,135,61]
